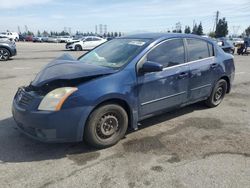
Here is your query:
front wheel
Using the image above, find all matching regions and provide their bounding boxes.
[0,48,10,61]
[205,79,227,108]
[75,45,82,51]
[84,104,128,148]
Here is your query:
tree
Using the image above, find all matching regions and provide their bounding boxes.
[184,26,191,34]
[197,22,203,35]
[208,31,216,38]
[192,24,198,34]
[114,32,118,37]
[118,32,122,37]
[215,17,228,38]
[37,30,41,37]
[245,26,250,37]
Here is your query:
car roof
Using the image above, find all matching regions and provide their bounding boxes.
[122,33,213,42]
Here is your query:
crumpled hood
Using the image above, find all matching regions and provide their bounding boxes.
[31,53,117,87]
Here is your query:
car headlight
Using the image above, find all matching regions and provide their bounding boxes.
[38,87,78,111]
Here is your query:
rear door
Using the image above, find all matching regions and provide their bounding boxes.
[137,38,190,117]
[185,38,215,101]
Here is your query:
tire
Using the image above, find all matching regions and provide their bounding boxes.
[84,104,128,148]
[75,45,82,51]
[0,48,10,61]
[205,79,227,108]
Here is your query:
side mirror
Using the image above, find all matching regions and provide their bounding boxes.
[139,61,163,73]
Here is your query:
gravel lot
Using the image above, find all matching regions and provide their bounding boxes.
[0,42,249,188]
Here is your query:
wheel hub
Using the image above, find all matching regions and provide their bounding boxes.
[97,114,119,138]
[0,49,8,60]
[215,87,223,101]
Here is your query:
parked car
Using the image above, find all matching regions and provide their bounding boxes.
[25,35,34,42]
[58,36,73,43]
[66,36,106,51]
[12,33,235,148]
[232,38,244,46]
[0,32,19,41]
[47,36,59,43]
[33,36,43,42]
[0,38,17,61]
[18,34,26,41]
[0,36,11,41]
[216,38,235,54]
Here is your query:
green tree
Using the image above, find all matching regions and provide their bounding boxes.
[184,26,191,34]
[245,26,250,37]
[215,17,228,38]
[208,31,216,38]
[197,22,203,35]
[118,32,122,37]
[192,24,198,34]
[37,30,41,37]
[114,32,118,37]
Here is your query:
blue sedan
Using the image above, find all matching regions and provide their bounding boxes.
[12,33,235,148]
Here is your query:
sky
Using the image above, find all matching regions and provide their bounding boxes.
[0,0,249,35]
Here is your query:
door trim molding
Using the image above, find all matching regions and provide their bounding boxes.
[141,91,186,106]
[190,84,212,91]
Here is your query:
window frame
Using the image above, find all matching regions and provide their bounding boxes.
[137,37,216,74]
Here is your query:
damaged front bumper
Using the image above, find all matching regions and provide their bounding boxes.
[12,87,86,143]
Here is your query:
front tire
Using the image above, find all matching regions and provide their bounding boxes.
[205,79,227,108]
[84,104,128,148]
[75,45,82,51]
[0,48,10,61]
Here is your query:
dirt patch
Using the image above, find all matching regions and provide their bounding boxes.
[123,117,250,163]
[167,153,181,163]
[123,136,165,154]
[151,165,164,172]
[228,92,250,99]
[67,151,100,166]
[0,75,16,80]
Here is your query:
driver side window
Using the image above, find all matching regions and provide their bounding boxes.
[146,39,185,68]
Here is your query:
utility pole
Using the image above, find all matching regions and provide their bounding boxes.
[213,11,219,32]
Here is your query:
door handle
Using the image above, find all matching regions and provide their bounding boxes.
[211,63,218,69]
[178,72,189,79]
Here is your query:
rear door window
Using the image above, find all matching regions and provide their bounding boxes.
[186,39,211,61]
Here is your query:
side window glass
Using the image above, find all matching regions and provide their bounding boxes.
[85,37,92,41]
[208,43,214,56]
[146,39,185,68]
[186,39,210,61]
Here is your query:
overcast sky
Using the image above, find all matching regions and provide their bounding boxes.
[0,0,249,35]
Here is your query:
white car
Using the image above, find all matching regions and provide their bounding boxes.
[66,36,107,51]
[232,38,244,46]
[0,32,19,41]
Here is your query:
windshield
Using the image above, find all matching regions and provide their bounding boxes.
[78,38,150,68]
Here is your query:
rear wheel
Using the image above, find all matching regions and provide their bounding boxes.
[75,45,82,51]
[205,79,227,107]
[0,48,10,61]
[84,104,128,148]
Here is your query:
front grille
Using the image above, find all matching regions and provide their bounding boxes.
[15,87,34,108]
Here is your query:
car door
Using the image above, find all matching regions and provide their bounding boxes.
[185,38,215,102]
[83,37,94,49]
[137,38,190,117]
[92,37,103,48]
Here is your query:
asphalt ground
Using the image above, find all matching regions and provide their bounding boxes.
[0,42,249,188]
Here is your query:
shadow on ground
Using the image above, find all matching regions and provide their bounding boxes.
[0,103,208,163]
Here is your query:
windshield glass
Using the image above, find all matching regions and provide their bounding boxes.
[78,38,150,68]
